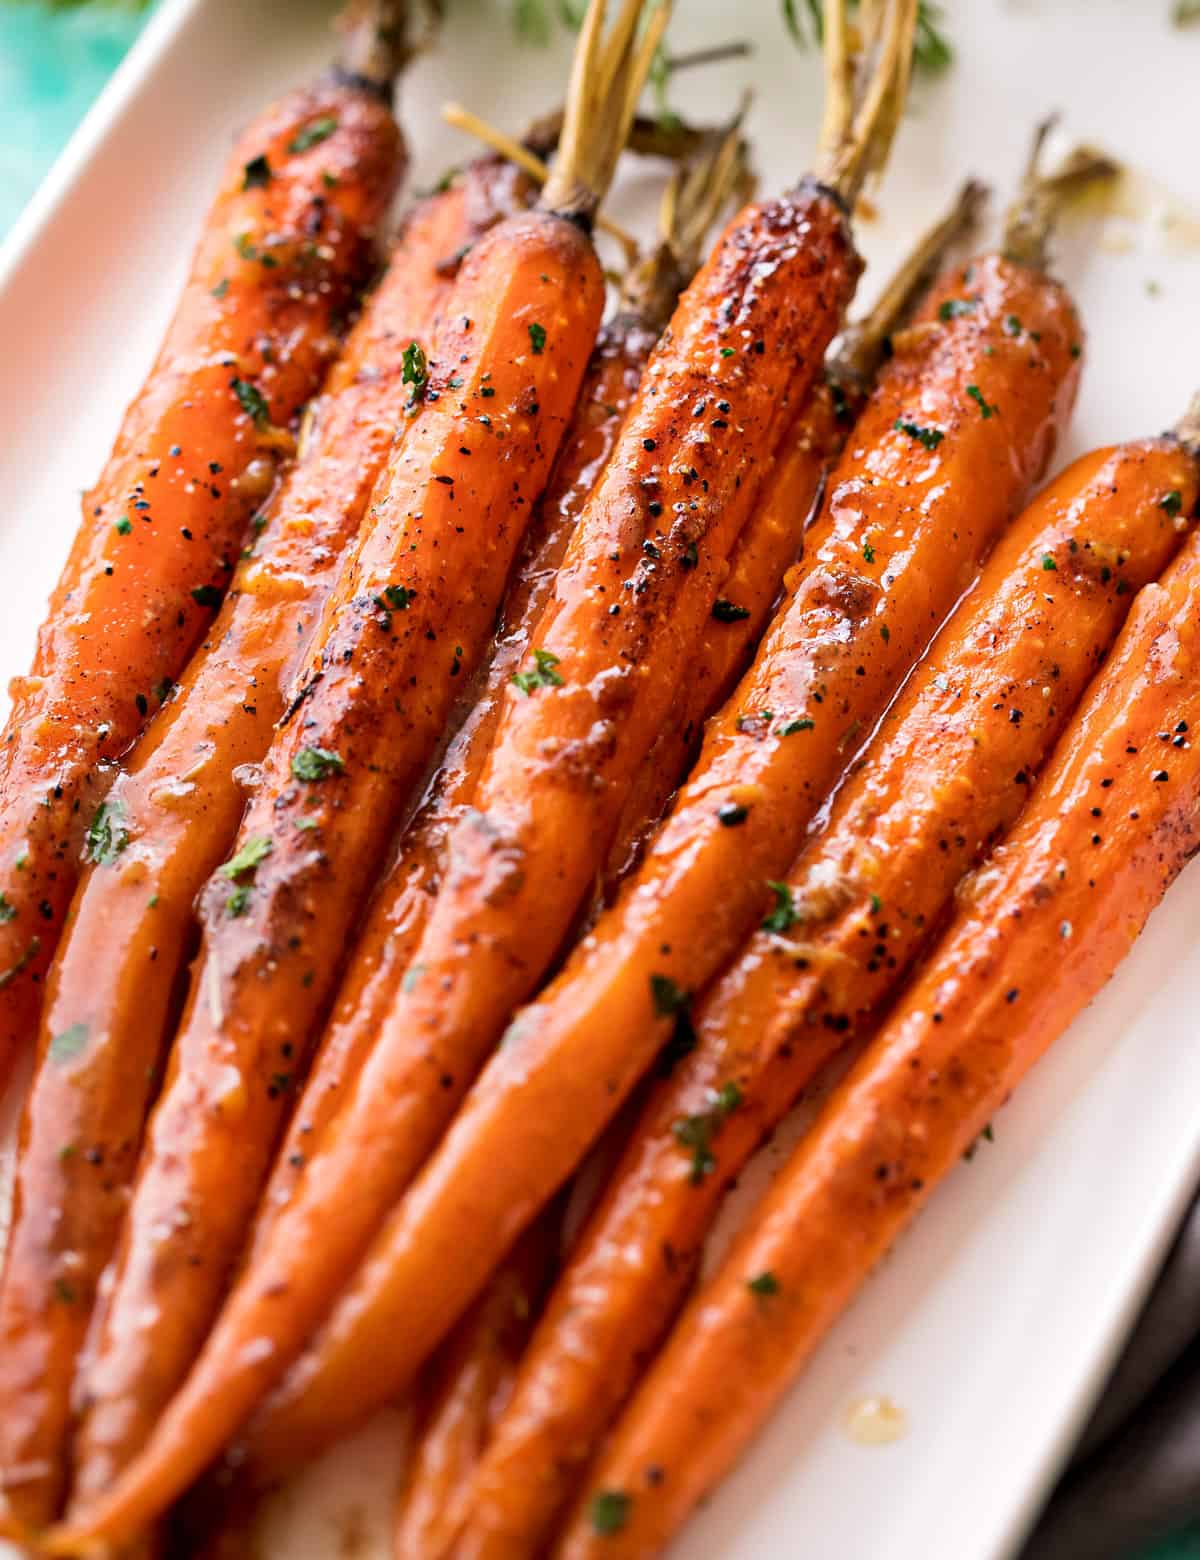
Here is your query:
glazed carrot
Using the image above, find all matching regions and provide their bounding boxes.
[0,5,407,1078]
[458,432,1196,1559]
[252,123,750,1249]
[48,10,909,1532]
[48,3,653,1545]
[0,162,525,1540]
[230,128,1104,1485]
[395,1218,556,1560]
[600,180,987,900]
[147,4,919,1491]
[557,426,1200,1560]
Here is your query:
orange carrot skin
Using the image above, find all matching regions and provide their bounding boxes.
[0,174,509,1536]
[225,252,1082,1485]
[600,384,842,897]
[559,495,1200,1560]
[0,78,403,1076]
[252,312,658,1253]
[66,185,861,1524]
[458,436,1196,1556]
[66,209,604,1522]
[395,1219,554,1560]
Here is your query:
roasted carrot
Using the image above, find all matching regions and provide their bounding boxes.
[252,122,751,1251]
[556,417,1200,1560]
[0,4,408,1079]
[600,179,986,901]
[44,9,909,1531]
[47,4,654,1546]
[457,428,1196,1559]
[130,3,920,1492]
[395,1218,556,1560]
[226,125,1106,1485]
[0,160,525,1540]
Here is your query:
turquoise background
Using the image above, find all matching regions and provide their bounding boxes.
[0,3,1198,1557]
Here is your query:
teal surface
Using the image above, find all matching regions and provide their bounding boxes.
[0,1,150,234]
[1,5,1199,1560]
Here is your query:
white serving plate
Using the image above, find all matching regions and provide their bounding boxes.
[1,2,1199,1556]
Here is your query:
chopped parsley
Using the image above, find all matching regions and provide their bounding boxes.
[50,1022,88,1062]
[1161,490,1184,518]
[966,384,996,419]
[211,277,230,299]
[291,746,345,782]
[1004,314,1023,337]
[780,718,814,735]
[0,894,14,924]
[528,322,547,355]
[381,584,416,611]
[762,880,799,934]
[589,1490,632,1536]
[85,798,130,866]
[672,1082,743,1182]
[115,517,133,536]
[221,834,273,879]
[1041,554,1057,571]
[650,974,687,1018]
[226,885,251,917]
[232,377,270,428]
[720,345,735,358]
[894,418,944,450]
[937,298,976,321]
[747,1270,780,1296]
[712,598,751,623]
[512,647,563,695]
[862,541,875,564]
[402,341,428,401]
[191,584,222,608]
[288,116,339,154]
[242,154,272,190]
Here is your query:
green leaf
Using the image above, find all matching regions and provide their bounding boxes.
[221,834,273,880]
[512,647,563,695]
[85,798,130,866]
[232,377,270,428]
[762,880,799,934]
[50,1022,88,1062]
[289,116,339,155]
[589,1490,632,1536]
[291,746,345,782]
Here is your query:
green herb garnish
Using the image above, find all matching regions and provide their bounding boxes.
[291,746,345,782]
[512,647,563,695]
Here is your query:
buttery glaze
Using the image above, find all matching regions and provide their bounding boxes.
[66,206,604,1516]
[0,78,403,1080]
[459,433,1196,1557]
[561,513,1200,1560]
[0,162,518,1532]
[253,311,661,1249]
[217,247,1082,1499]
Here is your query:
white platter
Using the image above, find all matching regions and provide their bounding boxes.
[2,1,1199,1556]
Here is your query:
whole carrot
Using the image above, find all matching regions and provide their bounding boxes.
[251,116,752,1253]
[226,118,1098,1487]
[0,157,522,1538]
[459,423,1196,1557]
[48,3,658,1547]
[86,3,913,1512]
[395,1218,556,1560]
[0,1,409,1077]
[599,179,986,900]
[44,6,911,1528]
[557,417,1200,1560]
